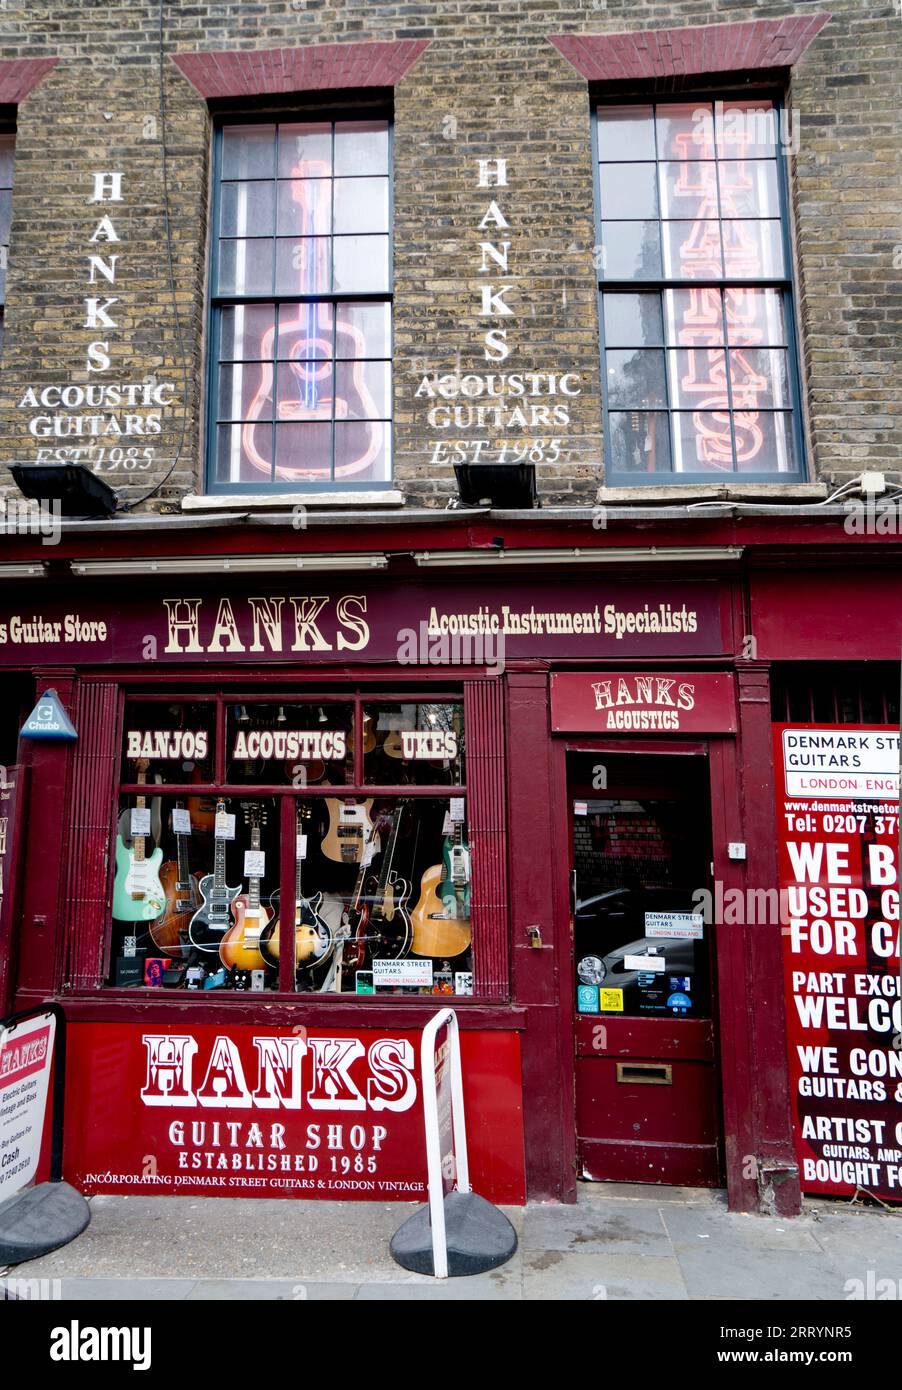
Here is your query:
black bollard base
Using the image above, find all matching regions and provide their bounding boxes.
[390,1190,518,1277]
[0,1182,91,1266]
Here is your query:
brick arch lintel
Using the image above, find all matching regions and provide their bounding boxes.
[0,58,60,105]
[548,15,831,83]
[170,39,431,99]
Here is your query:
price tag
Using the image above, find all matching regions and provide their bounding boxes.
[215,811,236,841]
[295,834,308,861]
[244,850,265,878]
[361,838,377,867]
[441,812,454,837]
[172,807,192,835]
[130,808,151,837]
[450,797,465,823]
[123,936,137,959]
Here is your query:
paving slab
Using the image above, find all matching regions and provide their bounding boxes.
[675,1245,851,1301]
[522,1250,688,1301]
[661,1204,824,1255]
[522,1199,670,1257]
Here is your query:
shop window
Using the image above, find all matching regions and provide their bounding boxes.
[0,129,14,355]
[594,98,805,484]
[207,117,393,492]
[108,695,473,996]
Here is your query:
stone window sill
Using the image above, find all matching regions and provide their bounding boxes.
[182,491,405,512]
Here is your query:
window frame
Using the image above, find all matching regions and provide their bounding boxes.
[592,89,807,487]
[205,108,395,495]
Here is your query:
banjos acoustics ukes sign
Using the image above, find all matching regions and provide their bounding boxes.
[0,580,731,666]
[550,672,737,734]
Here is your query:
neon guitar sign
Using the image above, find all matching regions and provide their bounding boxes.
[240,157,384,482]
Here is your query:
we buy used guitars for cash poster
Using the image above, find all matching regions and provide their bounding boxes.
[775,725,902,1200]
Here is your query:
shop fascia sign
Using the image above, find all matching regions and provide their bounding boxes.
[550,671,738,734]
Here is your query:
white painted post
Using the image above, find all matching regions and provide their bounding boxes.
[420,1008,469,1278]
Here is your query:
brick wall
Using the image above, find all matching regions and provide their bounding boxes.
[0,0,897,509]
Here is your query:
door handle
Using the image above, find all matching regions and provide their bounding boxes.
[616,1062,673,1086]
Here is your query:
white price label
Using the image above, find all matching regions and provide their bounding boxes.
[450,798,465,823]
[172,807,192,835]
[441,812,454,837]
[295,834,308,860]
[244,850,265,878]
[625,954,665,973]
[130,808,151,837]
[361,839,376,867]
[215,812,236,840]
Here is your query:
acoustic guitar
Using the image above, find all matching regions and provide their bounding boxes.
[150,801,201,957]
[112,759,166,923]
[410,817,472,960]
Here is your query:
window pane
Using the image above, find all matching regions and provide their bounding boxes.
[217,239,274,295]
[224,703,353,785]
[718,160,780,218]
[729,348,791,410]
[0,189,11,246]
[668,349,729,411]
[597,163,658,219]
[274,237,332,295]
[216,422,273,483]
[716,100,778,158]
[605,349,667,408]
[608,411,672,474]
[220,181,274,238]
[334,120,389,176]
[274,422,333,480]
[335,360,391,419]
[664,288,724,346]
[596,105,655,161]
[656,102,714,160]
[602,293,664,347]
[735,411,797,472]
[278,121,332,177]
[276,360,334,420]
[121,701,217,787]
[336,301,391,358]
[333,176,390,234]
[276,179,332,236]
[334,421,390,482]
[599,221,661,279]
[725,288,787,346]
[672,411,734,473]
[363,702,465,786]
[218,362,273,421]
[722,220,784,277]
[658,161,717,219]
[332,234,390,293]
[219,304,275,360]
[0,134,14,187]
[662,221,723,278]
[221,124,276,180]
[276,301,334,359]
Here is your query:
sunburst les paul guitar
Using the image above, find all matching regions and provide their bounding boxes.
[261,804,333,970]
[219,804,272,972]
[150,801,201,957]
[112,759,166,923]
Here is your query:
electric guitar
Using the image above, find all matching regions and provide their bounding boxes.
[261,804,333,970]
[322,797,379,864]
[220,804,272,971]
[112,759,166,922]
[358,802,413,963]
[150,801,201,957]
[188,800,242,953]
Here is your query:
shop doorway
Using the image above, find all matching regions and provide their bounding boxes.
[568,749,724,1187]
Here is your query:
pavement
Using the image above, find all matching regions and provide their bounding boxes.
[3,1182,902,1300]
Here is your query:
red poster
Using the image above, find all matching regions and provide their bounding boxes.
[63,1022,525,1204]
[775,724,902,1200]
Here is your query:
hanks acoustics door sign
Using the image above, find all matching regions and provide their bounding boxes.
[418,159,581,470]
[64,1023,525,1203]
[775,726,902,1200]
[16,171,177,476]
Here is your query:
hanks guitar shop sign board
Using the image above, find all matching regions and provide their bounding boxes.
[775,726,902,1201]
[0,1011,56,1200]
[63,1023,526,1204]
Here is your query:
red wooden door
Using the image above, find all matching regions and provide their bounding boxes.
[569,750,724,1187]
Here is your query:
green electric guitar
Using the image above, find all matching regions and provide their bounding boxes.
[112,759,165,923]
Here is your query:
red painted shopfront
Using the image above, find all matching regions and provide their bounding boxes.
[1,514,899,1214]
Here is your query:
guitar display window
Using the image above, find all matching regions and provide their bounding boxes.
[363,703,465,787]
[120,701,216,785]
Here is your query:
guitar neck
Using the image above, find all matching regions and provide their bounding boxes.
[248,826,261,909]
[133,779,147,863]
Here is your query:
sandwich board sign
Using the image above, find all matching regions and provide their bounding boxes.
[0,1011,57,1199]
[20,688,77,741]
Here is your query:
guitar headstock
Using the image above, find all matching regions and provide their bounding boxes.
[134,757,151,782]
[241,802,267,830]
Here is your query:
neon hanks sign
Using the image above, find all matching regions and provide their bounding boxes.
[140,1033,417,1112]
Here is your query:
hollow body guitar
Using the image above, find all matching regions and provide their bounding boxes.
[112,759,165,923]
[151,801,201,957]
[261,805,333,971]
[188,800,242,954]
